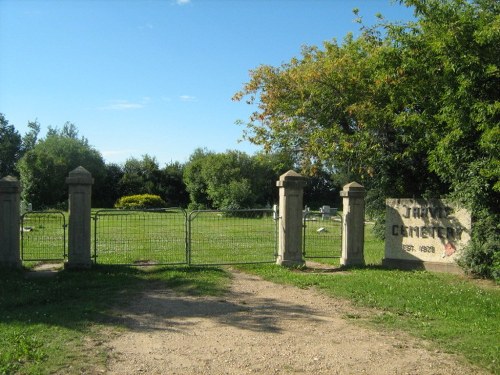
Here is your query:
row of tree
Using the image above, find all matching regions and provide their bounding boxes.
[0,114,339,210]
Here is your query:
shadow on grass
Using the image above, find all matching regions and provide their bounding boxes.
[0,264,322,335]
[0,265,223,329]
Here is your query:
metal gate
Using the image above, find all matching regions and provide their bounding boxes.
[303,209,342,259]
[92,208,278,266]
[188,209,277,265]
[93,208,187,265]
[21,211,67,261]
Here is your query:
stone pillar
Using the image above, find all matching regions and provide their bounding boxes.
[340,182,366,267]
[65,167,94,269]
[276,170,307,267]
[0,176,22,268]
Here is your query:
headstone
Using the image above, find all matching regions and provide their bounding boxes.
[20,201,32,215]
[320,205,331,220]
[383,198,471,273]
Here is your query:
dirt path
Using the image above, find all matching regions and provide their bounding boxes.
[106,268,484,375]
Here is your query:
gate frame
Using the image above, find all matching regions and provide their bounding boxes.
[187,208,279,266]
[20,210,67,262]
[302,210,343,259]
[92,207,188,265]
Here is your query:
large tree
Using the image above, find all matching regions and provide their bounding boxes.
[17,123,106,208]
[161,161,189,207]
[0,113,22,177]
[234,0,498,199]
[183,149,296,210]
[234,0,499,276]
[0,114,40,178]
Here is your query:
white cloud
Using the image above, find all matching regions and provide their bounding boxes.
[179,95,197,102]
[99,100,145,111]
[176,0,191,5]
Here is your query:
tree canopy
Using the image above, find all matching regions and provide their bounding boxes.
[234,0,499,221]
[0,114,39,177]
[183,148,297,210]
[17,123,106,209]
[0,114,22,177]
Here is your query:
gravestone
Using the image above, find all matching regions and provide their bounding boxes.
[320,205,331,220]
[383,198,471,273]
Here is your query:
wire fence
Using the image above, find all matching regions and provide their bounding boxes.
[19,207,340,266]
[20,211,67,261]
[303,210,342,259]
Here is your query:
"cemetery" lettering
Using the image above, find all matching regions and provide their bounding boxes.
[392,225,463,239]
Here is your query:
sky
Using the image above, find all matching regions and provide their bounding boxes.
[0,0,415,166]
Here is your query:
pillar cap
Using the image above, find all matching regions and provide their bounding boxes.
[66,166,94,185]
[340,181,365,197]
[276,170,307,188]
[0,175,21,192]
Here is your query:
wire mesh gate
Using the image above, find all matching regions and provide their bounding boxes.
[21,211,67,261]
[188,209,277,265]
[92,208,278,266]
[303,210,342,259]
[93,208,187,265]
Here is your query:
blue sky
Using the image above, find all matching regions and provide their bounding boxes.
[0,0,414,165]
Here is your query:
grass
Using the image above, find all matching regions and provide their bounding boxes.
[0,265,230,374]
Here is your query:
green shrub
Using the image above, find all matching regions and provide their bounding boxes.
[114,194,167,209]
[458,239,500,282]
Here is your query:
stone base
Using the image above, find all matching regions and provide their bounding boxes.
[340,257,365,267]
[382,258,463,274]
[276,258,305,267]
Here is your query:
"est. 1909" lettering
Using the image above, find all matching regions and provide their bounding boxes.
[402,244,435,253]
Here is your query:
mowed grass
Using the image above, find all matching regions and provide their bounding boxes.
[0,265,230,374]
[238,225,500,374]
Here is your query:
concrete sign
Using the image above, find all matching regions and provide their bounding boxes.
[384,199,471,271]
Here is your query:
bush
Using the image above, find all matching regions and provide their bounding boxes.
[114,194,167,209]
[458,239,500,282]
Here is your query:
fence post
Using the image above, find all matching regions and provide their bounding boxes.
[276,170,307,267]
[340,181,366,267]
[65,166,94,269]
[0,176,22,268]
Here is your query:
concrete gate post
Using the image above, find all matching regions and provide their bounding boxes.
[340,182,366,267]
[0,176,22,268]
[276,170,307,267]
[65,166,94,269]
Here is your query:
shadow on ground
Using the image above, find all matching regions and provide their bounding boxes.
[0,264,322,335]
